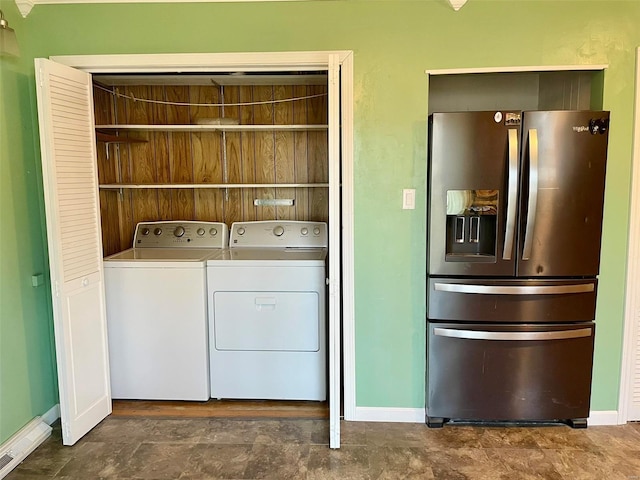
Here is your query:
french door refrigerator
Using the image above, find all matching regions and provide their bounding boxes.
[426,110,610,428]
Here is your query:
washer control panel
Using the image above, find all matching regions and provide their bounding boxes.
[230,221,327,248]
[134,221,229,248]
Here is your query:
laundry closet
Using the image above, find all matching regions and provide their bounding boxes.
[91,73,329,254]
[89,72,332,409]
[35,53,348,447]
[87,72,331,406]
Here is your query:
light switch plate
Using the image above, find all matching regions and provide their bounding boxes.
[402,189,416,210]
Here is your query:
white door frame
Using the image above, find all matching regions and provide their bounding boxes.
[617,47,640,424]
[50,51,356,443]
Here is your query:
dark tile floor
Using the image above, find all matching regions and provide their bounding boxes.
[6,417,640,479]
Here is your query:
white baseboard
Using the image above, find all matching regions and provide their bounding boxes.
[0,417,52,480]
[350,407,621,426]
[352,407,424,423]
[41,404,60,426]
[588,410,621,426]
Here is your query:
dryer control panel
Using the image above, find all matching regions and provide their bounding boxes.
[134,221,229,248]
[230,221,327,248]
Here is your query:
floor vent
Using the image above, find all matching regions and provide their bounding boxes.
[0,417,51,480]
[0,455,13,471]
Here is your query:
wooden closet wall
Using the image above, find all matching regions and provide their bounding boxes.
[94,81,329,256]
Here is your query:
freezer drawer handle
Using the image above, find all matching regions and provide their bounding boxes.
[433,282,595,295]
[433,327,592,341]
[522,128,539,261]
[503,129,519,260]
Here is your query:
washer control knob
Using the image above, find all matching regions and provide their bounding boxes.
[174,226,185,238]
[237,227,246,236]
[209,227,218,236]
[141,228,150,236]
[313,226,321,236]
[301,227,309,236]
[273,226,285,237]
[197,228,205,236]
[154,228,162,236]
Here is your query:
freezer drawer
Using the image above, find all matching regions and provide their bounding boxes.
[428,277,597,323]
[427,322,595,426]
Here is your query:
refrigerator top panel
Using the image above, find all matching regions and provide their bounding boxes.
[516,110,609,278]
[428,111,520,276]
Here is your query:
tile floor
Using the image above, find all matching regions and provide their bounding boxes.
[5,417,640,479]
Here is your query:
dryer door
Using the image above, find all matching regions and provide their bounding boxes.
[213,291,320,352]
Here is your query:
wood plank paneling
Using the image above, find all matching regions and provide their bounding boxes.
[254,86,276,220]
[191,85,224,222]
[99,190,121,256]
[95,82,329,254]
[223,86,243,225]
[239,86,257,222]
[275,85,296,220]
[307,85,329,221]
[150,86,171,221]
[114,89,135,252]
[293,85,310,221]
[94,86,122,256]
[166,86,194,220]
[126,86,159,225]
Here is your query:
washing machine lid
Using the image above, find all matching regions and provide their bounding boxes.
[104,247,214,267]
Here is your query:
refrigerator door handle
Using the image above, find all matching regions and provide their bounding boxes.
[522,128,539,261]
[434,327,592,341]
[433,282,594,295]
[503,128,519,260]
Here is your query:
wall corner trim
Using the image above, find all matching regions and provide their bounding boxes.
[588,410,622,426]
[41,404,61,426]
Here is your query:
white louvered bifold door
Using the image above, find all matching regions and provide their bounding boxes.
[35,58,111,446]
[327,54,341,449]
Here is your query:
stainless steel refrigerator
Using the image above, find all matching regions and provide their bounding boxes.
[426,110,610,428]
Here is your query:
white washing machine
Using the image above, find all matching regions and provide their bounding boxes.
[207,220,327,401]
[104,221,228,401]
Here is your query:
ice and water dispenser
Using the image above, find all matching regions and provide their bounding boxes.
[445,189,498,261]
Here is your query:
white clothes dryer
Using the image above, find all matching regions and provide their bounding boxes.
[207,221,327,401]
[104,221,228,401]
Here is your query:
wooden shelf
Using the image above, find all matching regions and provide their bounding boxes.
[99,183,330,190]
[95,124,329,132]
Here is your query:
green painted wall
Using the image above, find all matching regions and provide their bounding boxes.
[0,0,58,443]
[1,0,639,441]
